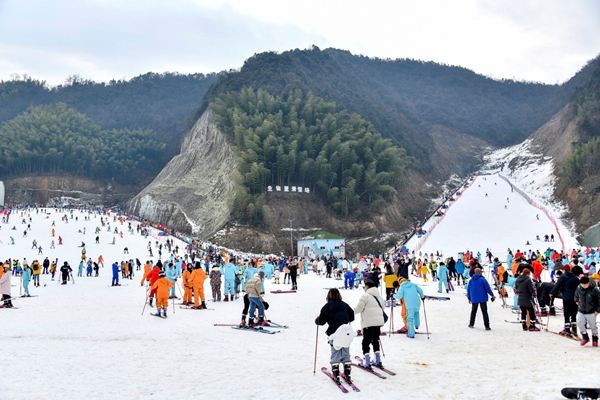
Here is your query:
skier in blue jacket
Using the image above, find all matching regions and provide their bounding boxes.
[243,262,257,291]
[221,260,238,301]
[437,262,449,293]
[467,268,495,330]
[166,263,177,298]
[264,261,274,279]
[111,262,119,286]
[22,265,32,296]
[394,280,424,338]
[456,259,465,285]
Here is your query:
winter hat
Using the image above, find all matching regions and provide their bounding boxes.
[159,271,166,277]
[258,271,265,279]
[591,273,599,280]
[563,265,571,271]
[522,268,531,275]
[580,276,590,284]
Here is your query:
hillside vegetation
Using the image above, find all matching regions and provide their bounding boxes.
[210,87,412,224]
[194,47,564,171]
[0,103,165,184]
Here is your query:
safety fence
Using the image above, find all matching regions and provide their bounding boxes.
[412,175,479,253]
[497,174,565,253]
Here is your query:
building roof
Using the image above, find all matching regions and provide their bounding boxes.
[298,230,344,240]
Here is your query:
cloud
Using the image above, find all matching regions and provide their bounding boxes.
[0,0,326,84]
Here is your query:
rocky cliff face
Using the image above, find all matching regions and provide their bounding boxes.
[3,176,139,206]
[127,109,237,237]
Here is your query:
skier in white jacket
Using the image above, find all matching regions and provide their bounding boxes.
[354,279,386,368]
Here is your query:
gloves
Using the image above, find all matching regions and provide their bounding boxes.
[491,297,496,302]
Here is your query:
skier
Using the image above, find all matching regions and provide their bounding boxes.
[246,271,266,326]
[0,264,13,307]
[78,261,84,277]
[574,276,600,346]
[190,262,207,309]
[32,260,41,287]
[210,263,222,302]
[467,268,495,330]
[111,261,120,286]
[151,270,174,318]
[22,264,32,297]
[515,269,539,331]
[146,264,161,306]
[166,263,176,299]
[394,278,424,338]
[437,262,450,293]
[354,280,386,367]
[551,265,581,337]
[222,259,237,302]
[60,262,72,285]
[141,261,151,286]
[315,288,356,384]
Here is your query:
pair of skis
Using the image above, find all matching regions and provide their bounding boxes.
[230,325,280,334]
[214,319,289,329]
[322,356,396,393]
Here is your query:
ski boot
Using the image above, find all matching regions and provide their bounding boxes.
[549,307,556,316]
[224,295,229,302]
[541,307,548,317]
[343,363,352,383]
[247,317,255,327]
[581,333,590,346]
[199,301,207,309]
[212,298,216,302]
[148,298,153,307]
[558,323,571,336]
[521,321,528,331]
[571,324,579,338]
[593,335,598,347]
[398,326,408,334]
[528,322,540,332]
[332,364,341,384]
[239,315,247,328]
[385,300,390,308]
[258,316,268,326]
[374,351,383,368]
[361,354,372,369]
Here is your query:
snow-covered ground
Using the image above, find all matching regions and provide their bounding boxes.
[1,206,596,400]
[405,174,579,258]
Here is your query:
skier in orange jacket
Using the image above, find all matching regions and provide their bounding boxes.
[141,261,151,286]
[182,264,193,306]
[189,262,207,309]
[151,270,174,317]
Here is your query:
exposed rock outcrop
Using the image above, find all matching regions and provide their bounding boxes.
[128,109,237,237]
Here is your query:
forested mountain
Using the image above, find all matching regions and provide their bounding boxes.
[193,47,565,171]
[0,103,165,184]
[0,72,218,156]
[210,87,413,224]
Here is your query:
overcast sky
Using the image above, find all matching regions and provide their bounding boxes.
[1,0,599,86]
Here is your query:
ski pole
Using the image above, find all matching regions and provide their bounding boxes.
[70,272,75,284]
[141,287,150,316]
[379,338,385,358]
[422,298,430,339]
[313,325,319,375]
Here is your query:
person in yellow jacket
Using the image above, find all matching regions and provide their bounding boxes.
[182,263,193,306]
[189,262,207,309]
[31,260,42,287]
[383,265,397,305]
[140,262,151,286]
[151,270,174,318]
[421,262,429,283]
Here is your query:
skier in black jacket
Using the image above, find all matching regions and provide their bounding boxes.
[316,288,355,384]
[551,265,581,337]
[60,262,72,285]
[515,269,539,331]
[574,276,600,346]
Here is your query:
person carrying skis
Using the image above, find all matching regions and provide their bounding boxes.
[60,262,72,285]
[467,267,495,330]
[515,269,539,331]
[354,280,386,368]
[190,262,207,309]
[151,270,174,318]
[437,262,450,293]
[22,264,32,297]
[574,276,600,346]
[316,288,356,384]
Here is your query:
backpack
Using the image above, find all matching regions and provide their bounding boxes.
[33,264,39,271]
[330,323,356,350]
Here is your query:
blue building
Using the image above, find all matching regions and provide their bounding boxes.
[297,231,345,259]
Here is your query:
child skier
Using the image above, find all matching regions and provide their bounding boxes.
[151,270,174,318]
[574,276,600,346]
[437,262,450,293]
